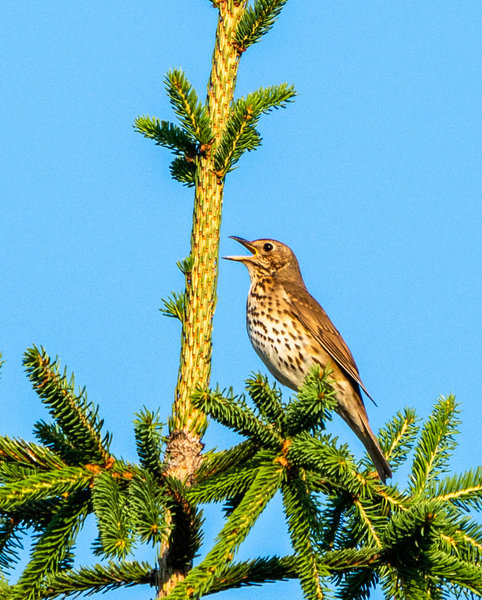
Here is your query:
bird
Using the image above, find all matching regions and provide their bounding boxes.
[223,236,392,482]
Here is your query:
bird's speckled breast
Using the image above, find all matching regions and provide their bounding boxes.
[246,277,314,390]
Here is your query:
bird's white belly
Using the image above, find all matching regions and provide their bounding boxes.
[246,294,310,390]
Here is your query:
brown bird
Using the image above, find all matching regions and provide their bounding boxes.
[224,237,392,482]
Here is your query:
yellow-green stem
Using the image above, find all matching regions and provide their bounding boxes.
[171,1,246,437]
[158,4,247,597]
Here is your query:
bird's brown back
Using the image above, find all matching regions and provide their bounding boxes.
[282,278,374,402]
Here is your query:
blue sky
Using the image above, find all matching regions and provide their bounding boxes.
[1,2,481,598]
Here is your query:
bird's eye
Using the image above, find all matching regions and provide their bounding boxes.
[263,243,273,252]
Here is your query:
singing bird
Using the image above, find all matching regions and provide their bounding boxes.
[224,237,391,482]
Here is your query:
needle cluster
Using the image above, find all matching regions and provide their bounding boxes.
[1,359,481,598]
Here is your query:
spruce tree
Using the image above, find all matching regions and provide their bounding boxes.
[1,2,481,599]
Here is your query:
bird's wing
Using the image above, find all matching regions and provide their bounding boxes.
[286,284,375,403]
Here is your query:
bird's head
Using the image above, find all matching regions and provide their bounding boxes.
[223,237,302,281]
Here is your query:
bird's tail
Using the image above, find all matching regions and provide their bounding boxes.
[359,428,392,483]
[336,392,392,482]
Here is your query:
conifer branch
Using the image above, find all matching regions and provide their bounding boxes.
[160,291,186,322]
[128,470,170,546]
[430,467,482,511]
[235,0,288,51]
[352,499,383,549]
[283,366,338,436]
[437,516,482,567]
[169,157,197,187]
[0,467,91,512]
[320,547,382,571]
[32,422,79,465]
[134,408,165,479]
[0,437,65,471]
[42,559,154,598]
[374,408,419,473]
[452,518,482,560]
[337,567,378,600]
[166,461,284,599]
[374,486,410,512]
[282,478,328,599]
[15,490,90,599]
[191,388,282,448]
[381,499,445,556]
[0,579,13,599]
[463,532,482,557]
[423,551,482,595]
[214,83,296,177]
[317,495,350,552]
[0,517,23,575]
[196,440,257,481]
[244,83,297,114]
[4,498,60,533]
[288,431,357,485]
[23,347,112,465]
[176,255,194,278]
[246,373,284,424]
[410,395,460,495]
[208,555,298,593]
[189,452,273,505]
[213,119,261,177]
[133,117,197,156]
[91,471,134,559]
[165,69,212,146]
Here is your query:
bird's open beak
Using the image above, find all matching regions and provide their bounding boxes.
[222,236,257,261]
